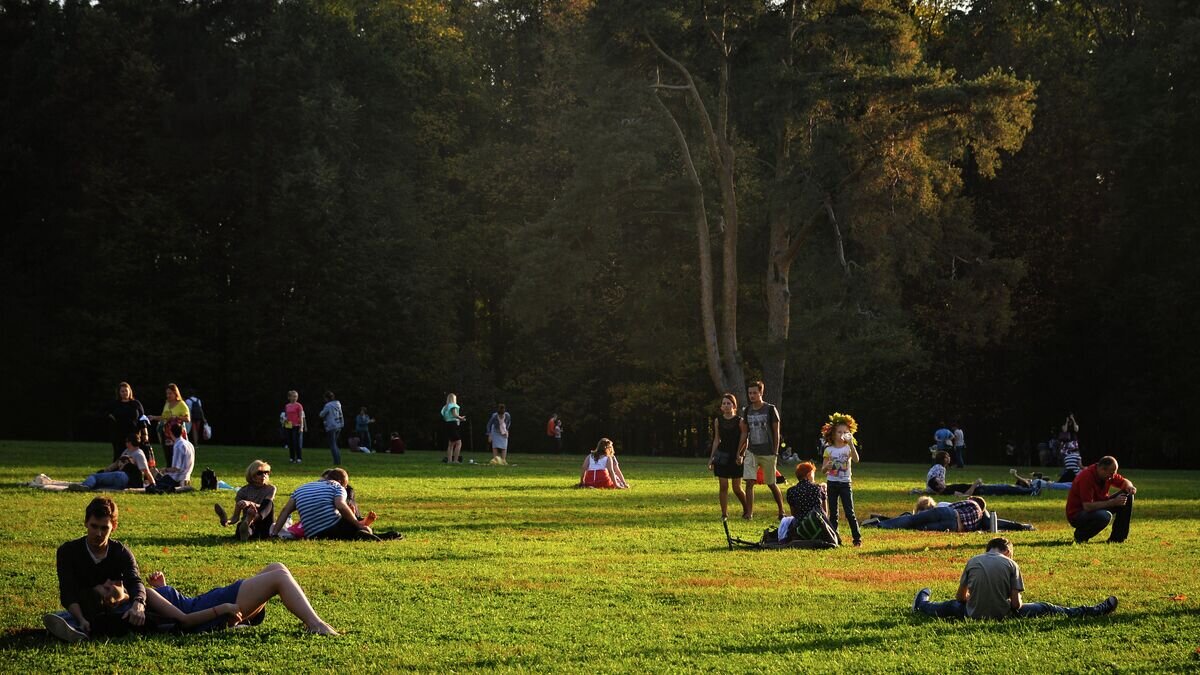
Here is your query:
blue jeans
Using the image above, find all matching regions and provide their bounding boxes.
[971,484,1034,496]
[328,429,342,465]
[287,426,304,461]
[1070,494,1133,543]
[916,598,967,618]
[82,471,129,490]
[826,480,861,543]
[879,506,960,531]
[1018,602,1099,618]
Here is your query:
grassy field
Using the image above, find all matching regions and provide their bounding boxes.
[0,440,1197,673]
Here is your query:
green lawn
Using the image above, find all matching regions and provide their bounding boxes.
[1,440,1197,673]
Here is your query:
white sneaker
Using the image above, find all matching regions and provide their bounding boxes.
[44,613,87,643]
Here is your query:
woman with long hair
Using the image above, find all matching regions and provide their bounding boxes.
[105,382,145,463]
[149,383,190,467]
[440,393,466,463]
[578,438,628,489]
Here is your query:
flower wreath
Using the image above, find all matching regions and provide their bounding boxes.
[821,412,859,443]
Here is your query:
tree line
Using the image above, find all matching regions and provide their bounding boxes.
[1,0,1196,466]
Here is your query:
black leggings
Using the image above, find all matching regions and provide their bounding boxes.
[309,516,382,541]
[930,481,972,494]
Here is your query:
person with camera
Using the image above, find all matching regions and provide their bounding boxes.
[1066,455,1136,544]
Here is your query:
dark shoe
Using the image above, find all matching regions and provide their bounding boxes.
[913,588,931,612]
[236,519,250,542]
[378,531,405,540]
[65,483,92,492]
[1097,596,1118,615]
[44,613,87,643]
[214,503,228,527]
[441,457,448,463]
[869,513,888,521]
[853,540,862,547]
[1021,524,1036,531]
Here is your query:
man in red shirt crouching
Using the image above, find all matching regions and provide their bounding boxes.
[1066,456,1137,544]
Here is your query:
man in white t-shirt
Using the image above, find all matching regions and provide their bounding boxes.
[157,423,194,490]
[950,421,966,468]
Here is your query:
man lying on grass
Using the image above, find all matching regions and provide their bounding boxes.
[44,496,146,642]
[912,537,1117,619]
[91,563,337,635]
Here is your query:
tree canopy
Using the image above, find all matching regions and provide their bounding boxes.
[1,0,1195,466]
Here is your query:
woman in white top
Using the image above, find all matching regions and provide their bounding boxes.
[578,438,628,489]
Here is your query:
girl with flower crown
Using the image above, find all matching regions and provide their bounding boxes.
[820,413,862,547]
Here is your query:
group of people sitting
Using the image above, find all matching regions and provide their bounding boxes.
[209,462,401,542]
[71,424,194,494]
[923,445,1083,498]
[43,496,338,642]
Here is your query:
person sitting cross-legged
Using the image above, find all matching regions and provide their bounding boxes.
[912,537,1117,619]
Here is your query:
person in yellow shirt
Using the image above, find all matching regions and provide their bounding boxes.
[149,383,190,466]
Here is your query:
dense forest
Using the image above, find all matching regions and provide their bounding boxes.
[2,0,1196,466]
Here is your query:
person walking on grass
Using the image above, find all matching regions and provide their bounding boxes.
[821,412,863,547]
[318,391,344,465]
[487,404,512,465]
[950,421,966,468]
[912,537,1117,619]
[1067,455,1137,544]
[708,393,747,519]
[92,563,337,635]
[284,390,306,464]
[43,496,146,642]
[441,393,466,463]
[214,460,277,541]
[739,381,784,521]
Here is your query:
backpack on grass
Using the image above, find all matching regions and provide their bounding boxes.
[200,468,218,491]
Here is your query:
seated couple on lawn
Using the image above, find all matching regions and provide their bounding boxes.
[269,468,401,541]
[72,425,193,493]
[44,496,337,642]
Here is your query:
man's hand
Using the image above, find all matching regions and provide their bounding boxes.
[123,601,145,626]
[1126,484,1137,495]
[1108,494,1129,508]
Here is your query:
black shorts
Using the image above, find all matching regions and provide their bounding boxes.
[444,421,461,441]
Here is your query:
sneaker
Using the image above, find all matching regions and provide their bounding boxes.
[43,613,87,643]
[869,513,888,521]
[65,483,92,492]
[296,459,302,464]
[236,519,250,542]
[860,517,882,527]
[1098,596,1118,615]
[853,540,863,547]
[913,588,931,613]
[1020,524,1036,531]
[214,503,228,527]
[289,458,295,464]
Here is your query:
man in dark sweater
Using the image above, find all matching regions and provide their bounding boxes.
[43,496,146,641]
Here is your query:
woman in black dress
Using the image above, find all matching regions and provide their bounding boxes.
[708,393,748,519]
[105,382,145,462]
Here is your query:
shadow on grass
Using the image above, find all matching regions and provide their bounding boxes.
[0,628,46,650]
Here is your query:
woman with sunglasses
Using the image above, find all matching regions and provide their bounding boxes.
[214,460,276,541]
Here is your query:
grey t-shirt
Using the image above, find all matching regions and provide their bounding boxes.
[742,403,779,453]
[961,551,1023,619]
[235,483,277,505]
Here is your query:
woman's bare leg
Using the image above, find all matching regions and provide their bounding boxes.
[234,563,337,635]
[731,478,747,511]
[718,478,729,518]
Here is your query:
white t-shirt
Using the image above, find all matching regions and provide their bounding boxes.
[170,438,195,484]
[824,444,854,482]
[587,455,609,472]
[953,429,965,448]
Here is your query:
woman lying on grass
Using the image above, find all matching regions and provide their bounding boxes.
[91,562,338,635]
